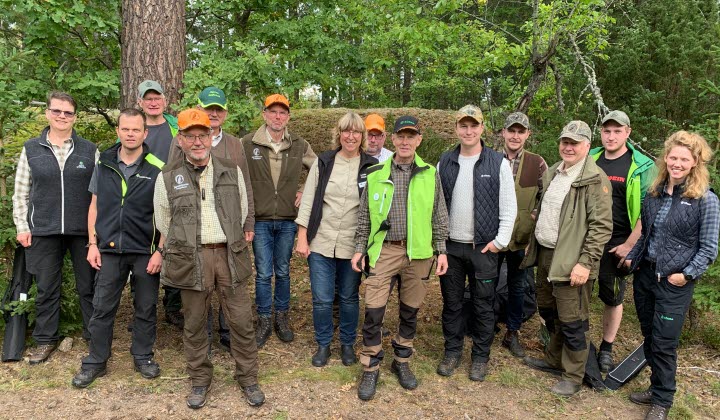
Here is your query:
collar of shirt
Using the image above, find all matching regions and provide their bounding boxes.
[391,159,414,172]
[115,147,143,167]
[556,158,586,178]
[44,134,73,147]
[503,148,523,161]
[212,129,223,147]
[265,128,288,144]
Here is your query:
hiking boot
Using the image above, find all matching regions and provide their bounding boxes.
[523,356,563,376]
[256,315,272,348]
[186,385,210,409]
[436,355,461,377]
[274,311,294,342]
[469,360,488,382]
[29,343,58,365]
[242,384,265,407]
[645,404,668,420]
[598,350,615,373]
[341,344,357,366]
[630,389,653,406]
[502,330,526,358]
[165,311,184,330]
[357,370,380,401]
[71,366,107,388]
[390,360,418,390]
[134,359,161,379]
[311,345,331,367]
[550,379,581,396]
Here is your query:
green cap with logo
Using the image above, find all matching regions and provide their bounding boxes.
[601,110,630,127]
[559,120,592,143]
[138,80,164,98]
[455,105,484,124]
[504,112,530,129]
[198,87,227,110]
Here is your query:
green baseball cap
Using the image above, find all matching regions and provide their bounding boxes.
[559,120,592,143]
[602,110,630,127]
[198,87,227,110]
[138,80,163,98]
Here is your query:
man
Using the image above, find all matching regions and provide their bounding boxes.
[435,105,517,381]
[13,91,97,364]
[136,79,183,329]
[154,109,264,409]
[497,112,548,358]
[522,120,613,396]
[72,108,164,388]
[168,86,256,351]
[351,115,449,401]
[590,110,656,372]
[364,113,393,162]
[242,94,316,347]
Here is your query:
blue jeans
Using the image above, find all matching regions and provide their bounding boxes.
[308,252,360,346]
[253,220,297,316]
[498,249,527,332]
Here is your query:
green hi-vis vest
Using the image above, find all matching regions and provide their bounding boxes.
[365,154,436,267]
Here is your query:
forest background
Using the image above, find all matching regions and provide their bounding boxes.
[0,0,719,353]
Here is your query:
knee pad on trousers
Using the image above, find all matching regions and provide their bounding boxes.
[362,306,386,347]
[368,349,384,368]
[398,302,419,340]
[392,339,413,359]
[559,319,588,351]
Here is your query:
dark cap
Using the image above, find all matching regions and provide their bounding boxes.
[504,112,530,129]
[393,116,421,134]
[198,87,227,109]
[601,110,630,127]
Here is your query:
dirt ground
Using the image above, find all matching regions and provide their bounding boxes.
[1,260,718,419]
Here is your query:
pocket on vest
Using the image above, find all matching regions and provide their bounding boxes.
[163,245,196,287]
[229,241,253,281]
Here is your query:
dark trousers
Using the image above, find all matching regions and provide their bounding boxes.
[634,260,694,408]
[440,240,498,362]
[207,305,230,343]
[163,286,182,313]
[497,249,527,332]
[24,234,95,343]
[82,253,159,369]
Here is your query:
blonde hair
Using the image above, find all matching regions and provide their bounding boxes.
[332,112,366,152]
[650,130,713,199]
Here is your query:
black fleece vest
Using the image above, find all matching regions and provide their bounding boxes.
[24,127,96,236]
[438,143,502,245]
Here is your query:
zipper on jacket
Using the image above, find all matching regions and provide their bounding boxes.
[102,162,128,251]
[41,139,72,234]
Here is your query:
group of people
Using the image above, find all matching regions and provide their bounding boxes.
[12,84,718,419]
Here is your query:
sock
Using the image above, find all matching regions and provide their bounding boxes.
[600,339,613,353]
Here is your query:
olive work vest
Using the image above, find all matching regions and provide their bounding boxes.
[507,151,543,251]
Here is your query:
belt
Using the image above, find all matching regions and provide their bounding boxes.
[384,240,407,247]
[201,243,226,249]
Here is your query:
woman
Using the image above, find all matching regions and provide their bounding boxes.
[625,131,719,420]
[295,112,378,367]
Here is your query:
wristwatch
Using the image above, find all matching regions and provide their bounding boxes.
[156,246,165,256]
[683,273,694,282]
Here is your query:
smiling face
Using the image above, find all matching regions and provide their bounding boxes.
[455,117,483,148]
[502,124,531,154]
[138,91,166,117]
[179,126,212,165]
[664,145,697,185]
[600,122,631,155]
[45,98,76,132]
[116,114,147,152]
[340,127,362,156]
[559,138,590,168]
[392,129,422,164]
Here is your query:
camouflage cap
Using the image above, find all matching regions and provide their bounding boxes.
[504,112,530,129]
[455,105,483,124]
[559,120,592,143]
[602,110,630,127]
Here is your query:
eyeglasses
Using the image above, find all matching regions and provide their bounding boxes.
[368,132,385,139]
[48,108,76,117]
[182,133,211,142]
[342,129,363,136]
[142,96,164,103]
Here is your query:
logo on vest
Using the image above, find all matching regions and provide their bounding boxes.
[681,201,692,206]
[358,181,367,188]
[174,174,189,190]
[76,161,86,169]
[252,147,262,160]
[480,174,491,178]
[373,193,380,201]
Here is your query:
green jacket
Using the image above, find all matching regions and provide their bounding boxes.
[590,142,656,229]
[365,154,436,267]
[523,157,613,282]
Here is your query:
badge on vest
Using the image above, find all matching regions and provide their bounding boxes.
[373,193,380,201]
[681,200,692,206]
[76,161,87,169]
[358,181,367,188]
[252,147,262,160]
[174,174,189,190]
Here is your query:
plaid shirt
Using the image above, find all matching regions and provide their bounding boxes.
[355,159,449,254]
[12,136,100,234]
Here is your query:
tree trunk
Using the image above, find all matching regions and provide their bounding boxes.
[120,0,186,111]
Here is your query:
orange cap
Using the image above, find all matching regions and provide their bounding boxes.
[177,108,211,130]
[364,114,385,133]
[264,94,290,110]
